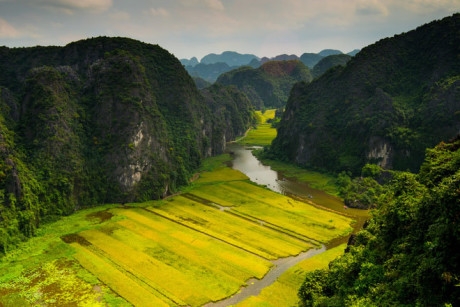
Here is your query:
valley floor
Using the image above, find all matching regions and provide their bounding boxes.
[0,110,360,306]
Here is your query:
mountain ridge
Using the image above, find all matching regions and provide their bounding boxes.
[268,14,460,174]
[180,49,359,82]
[0,37,255,251]
[216,59,313,109]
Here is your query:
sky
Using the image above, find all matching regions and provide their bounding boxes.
[0,0,458,60]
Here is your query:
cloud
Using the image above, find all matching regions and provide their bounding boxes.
[38,0,113,13]
[149,7,169,17]
[180,0,224,11]
[110,11,131,22]
[206,0,224,11]
[0,18,19,38]
[356,0,389,16]
[394,0,459,14]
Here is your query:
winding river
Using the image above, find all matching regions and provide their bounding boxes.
[204,143,368,306]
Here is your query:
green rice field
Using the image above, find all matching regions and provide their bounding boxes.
[0,117,355,306]
[237,109,277,146]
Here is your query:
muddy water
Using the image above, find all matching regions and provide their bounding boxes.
[226,143,369,248]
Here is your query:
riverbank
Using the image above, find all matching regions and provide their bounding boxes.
[0,150,355,306]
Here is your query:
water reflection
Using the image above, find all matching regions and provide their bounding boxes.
[228,144,285,193]
[227,143,344,209]
[227,142,369,248]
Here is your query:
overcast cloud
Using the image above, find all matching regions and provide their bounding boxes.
[0,0,458,60]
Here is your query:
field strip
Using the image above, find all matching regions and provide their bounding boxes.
[160,197,312,258]
[204,245,327,307]
[78,229,219,306]
[71,242,176,307]
[141,206,275,260]
[181,192,319,247]
[183,192,321,245]
[114,218,252,288]
[186,188,236,207]
[112,208,271,280]
[229,205,351,244]
[182,192,220,207]
[222,209,321,245]
[205,182,353,242]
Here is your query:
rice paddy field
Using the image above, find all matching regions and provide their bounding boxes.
[0,110,356,306]
[235,244,347,307]
[237,110,277,146]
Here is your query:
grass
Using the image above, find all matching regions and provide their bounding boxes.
[237,109,340,197]
[254,157,341,197]
[237,110,277,146]
[190,181,353,244]
[0,204,126,306]
[72,243,166,307]
[0,124,355,306]
[234,244,348,307]
[149,195,314,259]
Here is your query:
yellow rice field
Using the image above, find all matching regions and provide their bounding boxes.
[61,175,353,306]
[10,147,353,306]
[1,109,355,307]
[235,244,348,307]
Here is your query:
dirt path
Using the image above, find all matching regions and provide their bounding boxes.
[203,245,326,307]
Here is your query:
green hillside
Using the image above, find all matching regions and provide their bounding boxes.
[216,60,313,109]
[0,37,254,253]
[298,135,460,306]
[270,14,460,175]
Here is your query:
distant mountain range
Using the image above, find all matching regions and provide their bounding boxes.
[216,60,313,109]
[180,49,360,82]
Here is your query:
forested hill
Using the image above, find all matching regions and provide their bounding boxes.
[0,37,255,252]
[269,14,460,175]
[299,135,460,306]
[216,60,313,109]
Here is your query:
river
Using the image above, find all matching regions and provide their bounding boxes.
[204,143,368,306]
[227,143,368,248]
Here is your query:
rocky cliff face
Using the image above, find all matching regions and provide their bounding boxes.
[270,14,460,174]
[0,37,254,251]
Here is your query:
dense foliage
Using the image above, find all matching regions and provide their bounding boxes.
[337,163,390,209]
[216,60,313,109]
[312,54,352,78]
[269,14,460,175]
[201,84,257,146]
[298,135,460,306]
[184,62,238,83]
[0,37,254,253]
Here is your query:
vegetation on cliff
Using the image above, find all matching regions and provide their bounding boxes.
[269,14,460,175]
[0,37,254,253]
[216,60,313,109]
[298,135,460,306]
[312,54,352,78]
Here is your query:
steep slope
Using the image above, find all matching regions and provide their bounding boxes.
[201,84,257,147]
[299,52,324,68]
[200,51,259,66]
[299,135,460,306]
[184,62,236,83]
[0,37,254,252]
[216,60,313,109]
[312,54,352,78]
[270,14,460,174]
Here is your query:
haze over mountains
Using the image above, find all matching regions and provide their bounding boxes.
[0,11,459,306]
[180,49,359,82]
